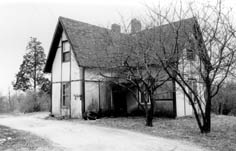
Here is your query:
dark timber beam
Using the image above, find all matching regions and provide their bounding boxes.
[172,79,177,118]
[81,67,86,119]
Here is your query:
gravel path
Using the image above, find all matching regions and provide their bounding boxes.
[0,113,207,151]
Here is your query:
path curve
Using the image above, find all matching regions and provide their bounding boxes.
[0,113,206,151]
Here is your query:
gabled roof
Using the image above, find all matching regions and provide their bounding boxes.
[44,16,197,73]
[44,16,127,73]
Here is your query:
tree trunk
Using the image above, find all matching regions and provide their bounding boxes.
[202,114,211,133]
[202,89,211,133]
[145,109,153,126]
[145,95,154,127]
[34,45,37,103]
[218,102,222,114]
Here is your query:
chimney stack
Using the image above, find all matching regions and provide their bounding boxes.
[111,24,121,33]
[130,18,141,33]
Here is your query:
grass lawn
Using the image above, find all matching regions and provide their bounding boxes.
[84,115,236,151]
[0,125,62,151]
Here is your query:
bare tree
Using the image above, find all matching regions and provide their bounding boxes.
[95,22,171,126]
[116,37,170,126]
[146,0,236,133]
[92,0,236,130]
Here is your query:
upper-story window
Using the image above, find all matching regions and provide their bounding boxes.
[186,49,195,61]
[62,40,70,62]
[188,79,198,103]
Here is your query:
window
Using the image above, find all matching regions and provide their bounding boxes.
[62,82,70,107]
[188,79,198,103]
[62,40,70,51]
[62,84,66,106]
[62,41,70,62]
[186,49,195,61]
[139,92,150,104]
[62,52,70,62]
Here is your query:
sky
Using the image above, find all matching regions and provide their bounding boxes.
[0,0,235,95]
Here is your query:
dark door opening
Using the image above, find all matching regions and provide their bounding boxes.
[112,86,127,116]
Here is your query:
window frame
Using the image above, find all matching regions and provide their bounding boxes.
[62,51,70,62]
[188,78,198,104]
[138,92,151,104]
[62,83,66,106]
[61,82,71,107]
[62,40,70,62]
[186,49,195,61]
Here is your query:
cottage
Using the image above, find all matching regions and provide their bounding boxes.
[44,16,201,118]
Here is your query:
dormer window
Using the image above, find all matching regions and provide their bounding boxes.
[62,40,70,62]
[186,49,195,61]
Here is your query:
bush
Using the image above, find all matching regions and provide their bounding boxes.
[0,96,9,113]
[212,82,236,116]
[87,99,98,113]
[17,91,50,113]
[0,90,50,113]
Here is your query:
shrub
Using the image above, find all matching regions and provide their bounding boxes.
[0,96,8,113]
[212,82,236,116]
[18,91,50,113]
[87,99,98,112]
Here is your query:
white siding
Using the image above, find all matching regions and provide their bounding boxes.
[176,83,193,117]
[71,81,82,118]
[175,48,204,117]
[51,30,75,117]
[70,51,82,118]
[52,47,61,82]
[52,83,61,116]
[62,62,70,81]
[61,30,70,82]
[51,39,61,116]
[61,108,70,116]
[84,69,112,113]
[85,82,99,112]
[71,51,80,80]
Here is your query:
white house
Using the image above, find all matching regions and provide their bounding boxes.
[44,16,202,118]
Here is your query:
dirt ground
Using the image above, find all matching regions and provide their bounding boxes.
[0,124,63,151]
[85,115,236,151]
[0,112,207,151]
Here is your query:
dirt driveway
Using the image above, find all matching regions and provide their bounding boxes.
[0,112,206,151]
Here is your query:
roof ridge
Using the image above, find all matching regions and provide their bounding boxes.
[44,16,197,73]
[59,16,111,31]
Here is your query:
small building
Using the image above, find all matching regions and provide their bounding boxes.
[44,16,202,118]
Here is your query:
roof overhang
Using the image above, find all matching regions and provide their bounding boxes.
[43,19,63,73]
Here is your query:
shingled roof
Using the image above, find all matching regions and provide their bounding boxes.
[44,16,197,73]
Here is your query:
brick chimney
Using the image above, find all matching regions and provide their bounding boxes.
[130,18,141,33]
[111,24,121,33]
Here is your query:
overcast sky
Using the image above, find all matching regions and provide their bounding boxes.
[0,0,235,95]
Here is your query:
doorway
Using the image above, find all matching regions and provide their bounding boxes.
[112,85,127,116]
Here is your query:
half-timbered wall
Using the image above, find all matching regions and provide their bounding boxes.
[84,69,112,114]
[70,50,82,118]
[175,48,205,117]
[51,45,61,116]
[51,31,83,117]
